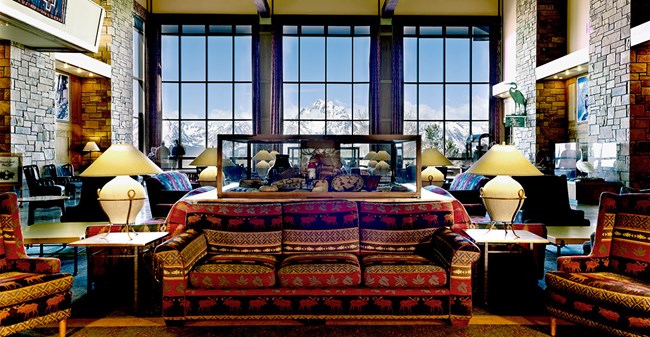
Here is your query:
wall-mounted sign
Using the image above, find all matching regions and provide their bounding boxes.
[13,0,67,24]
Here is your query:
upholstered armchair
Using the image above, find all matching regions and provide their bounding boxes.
[447,172,490,216]
[545,192,650,337]
[22,165,65,197]
[145,171,194,218]
[0,192,73,337]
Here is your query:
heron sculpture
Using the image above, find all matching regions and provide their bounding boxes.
[576,148,595,178]
[509,82,527,115]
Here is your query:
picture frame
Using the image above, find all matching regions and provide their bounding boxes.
[0,153,23,188]
[576,75,589,123]
[13,0,67,24]
[55,73,70,122]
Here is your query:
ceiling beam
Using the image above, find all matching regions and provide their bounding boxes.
[253,0,271,18]
[381,0,399,18]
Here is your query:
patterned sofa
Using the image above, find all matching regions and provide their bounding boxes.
[0,192,73,337]
[154,198,480,326]
[545,192,650,337]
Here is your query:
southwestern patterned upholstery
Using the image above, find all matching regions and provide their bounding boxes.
[155,198,480,326]
[545,192,650,337]
[0,192,73,337]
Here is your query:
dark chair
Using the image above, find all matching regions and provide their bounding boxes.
[61,176,111,222]
[22,165,64,197]
[42,164,82,200]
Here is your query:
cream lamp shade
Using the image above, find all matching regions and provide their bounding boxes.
[81,143,162,228]
[252,150,274,161]
[421,148,453,186]
[255,160,270,178]
[465,144,542,223]
[190,147,220,187]
[83,141,100,152]
[269,150,279,159]
[363,151,377,160]
[373,150,391,161]
[374,160,390,176]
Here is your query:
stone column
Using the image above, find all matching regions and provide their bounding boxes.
[630,42,650,188]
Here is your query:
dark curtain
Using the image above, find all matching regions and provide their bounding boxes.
[369,24,381,135]
[391,25,403,135]
[252,28,261,135]
[270,24,283,135]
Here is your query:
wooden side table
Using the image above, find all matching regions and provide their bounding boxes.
[464,228,548,306]
[69,231,168,312]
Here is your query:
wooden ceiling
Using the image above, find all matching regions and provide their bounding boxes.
[143,0,500,17]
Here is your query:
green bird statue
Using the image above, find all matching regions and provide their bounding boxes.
[509,82,527,115]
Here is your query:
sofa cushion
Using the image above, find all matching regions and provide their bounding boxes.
[0,271,72,306]
[277,253,361,288]
[189,254,277,289]
[152,171,193,191]
[186,203,283,254]
[607,197,650,280]
[282,201,359,254]
[449,173,489,191]
[362,254,447,288]
[358,202,454,253]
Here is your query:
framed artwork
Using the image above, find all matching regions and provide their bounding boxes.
[576,75,589,123]
[13,0,67,23]
[0,153,22,188]
[55,73,69,122]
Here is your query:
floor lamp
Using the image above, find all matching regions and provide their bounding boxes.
[83,141,100,164]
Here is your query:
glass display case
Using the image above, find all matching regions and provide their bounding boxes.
[217,134,421,198]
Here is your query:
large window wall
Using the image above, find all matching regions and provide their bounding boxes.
[282,25,370,135]
[133,15,145,149]
[402,25,490,159]
[160,24,254,158]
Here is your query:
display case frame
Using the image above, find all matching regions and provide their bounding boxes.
[216,134,421,199]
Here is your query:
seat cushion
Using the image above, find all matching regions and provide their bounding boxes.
[449,173,489,191]
[362,254,448,288]
[153,171,193,190]
[189,254,277,289]
[0,271,72,307]
[282,201,359,254]
[546,271,650,319]
[277,253,361,288]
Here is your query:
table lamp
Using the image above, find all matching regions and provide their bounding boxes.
[80,143,162,237]
[363,151,377,168]
[83,141,101,162]
[465,144,542,233]
[252,150,274,179]
[190,147,219,187]
[421,148,453,187]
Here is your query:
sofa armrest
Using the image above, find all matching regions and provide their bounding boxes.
[556,255,610,273]
[154,229,208,296]
[10,257,61,273]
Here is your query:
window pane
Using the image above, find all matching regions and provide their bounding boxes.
[446,121,469,157]
[472,84,489,120]
[353,84,369,120]
[404,121,418,135]
[180,121,206,156]
[209,25,232,34]
[300,37,325,82]
[208,83,232,119]
[133,30,143,77]
[182,25,205,34]
[419,38,443,82]
[284,121,299,134]
[181,83,206,119]
[447,27,469,35]
[299,84,325,119]
[403,38,417,82]
[328,26,350,35]
[234,121,252,135]
[300,121,326,135]
[445,39,469,82]
[446,84,470,120]
[404,84,417,120]
[208,36,232,81]
[234,35,252,81]
[162,120,179,146]
[302,26,324,34]
[209,121,233,138]
[353,121,369,135]
[283,84,298,119]
[161,25,178,34]
[327,84,351,120]
[420,121,443,148]
[283,36,299,81]
[234,83,252,119]
[472,121,489,136]
[161,36,178,81]
[162,83,179,119]
[419,84,443,120]
[181,36,206,81]
[420,26,442,36]
[327,121,352,135]
[472,39,490,82]
[353,37,369,81]
[327,37,351,82]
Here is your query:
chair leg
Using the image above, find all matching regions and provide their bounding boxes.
[549,316,557,337]
[59,318,67,337]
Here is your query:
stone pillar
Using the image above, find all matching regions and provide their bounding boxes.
[630,42,650,188]
[588,0,630,184]
[536,0,567,66]
[535,80,567,172]
[512,0,537,160]
[0,43,10,153]
[81,77,112,157]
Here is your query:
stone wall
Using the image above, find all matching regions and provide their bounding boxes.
[512,0,537,160]
[630,42,650,188]
[81,77,112,160]
[535,80,567,172]
[537,0,567,66]
[9,43,56,167]
[589,0,630,184]
[0,43,10,153]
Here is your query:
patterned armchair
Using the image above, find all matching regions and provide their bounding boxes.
[545,192,650,337]
[0,192,73,337]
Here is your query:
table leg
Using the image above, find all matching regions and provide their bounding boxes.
[28,203,35,226]
[133,247,139,312]
[483,242,489,306]
[73,246,78,275]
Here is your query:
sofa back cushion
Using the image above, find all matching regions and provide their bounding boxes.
[185,203,283,254]
[449,173,489,191]
[358,201,454,253]
[282,200,359,254]
[151,171,193,191]
[607,193,650,281]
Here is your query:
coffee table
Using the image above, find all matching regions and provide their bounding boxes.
[69,231,168,312]
[464,228,548,306]
[546,225,595,255]
[18,195,69,225]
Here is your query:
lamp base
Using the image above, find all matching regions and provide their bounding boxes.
[485,221,519,238]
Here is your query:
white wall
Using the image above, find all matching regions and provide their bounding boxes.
[502,0,517,82]
[568,0,589,53]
